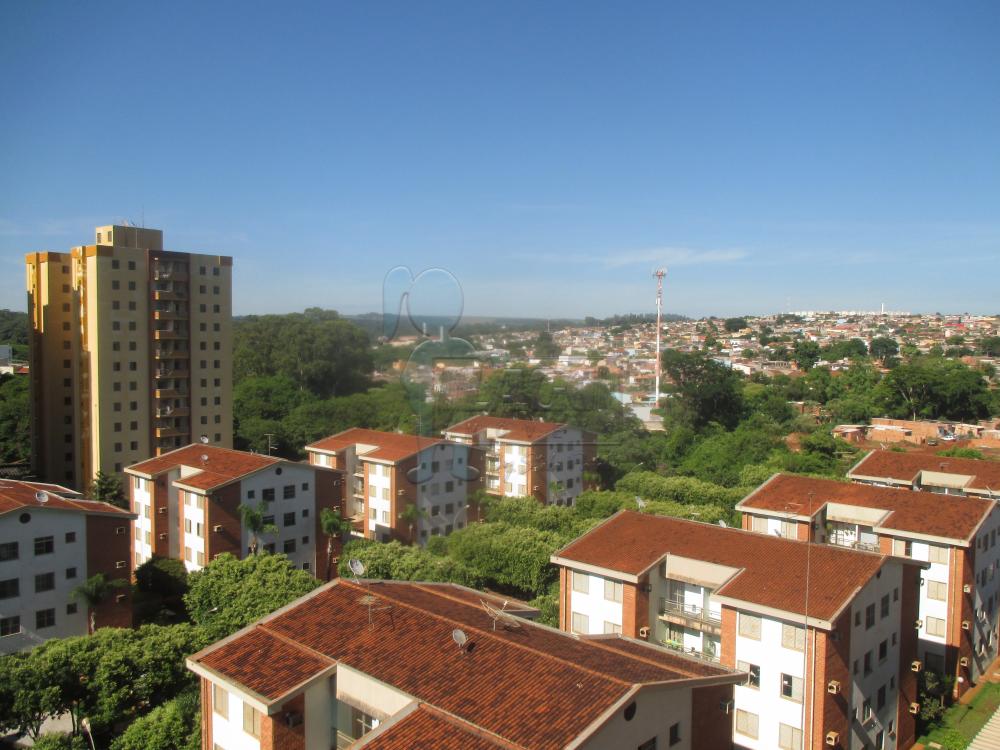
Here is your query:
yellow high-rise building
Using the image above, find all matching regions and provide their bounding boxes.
[26,225,233,490]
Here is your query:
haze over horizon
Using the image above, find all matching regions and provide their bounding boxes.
[2,2,998,319]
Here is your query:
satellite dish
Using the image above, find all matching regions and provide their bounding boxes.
[34,491,48,504]
[452,629,468,650]
[200,435,210,444]
[349,559,365,577]
[200,454,209,463]
[717,520,728,528]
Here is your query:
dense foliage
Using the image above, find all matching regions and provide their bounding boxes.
[0,373,29,462]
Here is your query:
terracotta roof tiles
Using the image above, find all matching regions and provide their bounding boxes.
[0,480,134,518]
[305,428,444,463]
[126,445,280,490]
[445,416,567,443]
[850,450,1000,492]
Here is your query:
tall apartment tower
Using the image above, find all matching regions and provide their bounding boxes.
[25,225,233,491]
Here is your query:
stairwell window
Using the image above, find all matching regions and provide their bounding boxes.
[242,703,261,738]
[213,684,228,718]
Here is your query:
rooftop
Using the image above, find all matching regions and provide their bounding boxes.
[444,416,567,443]
[739,473,993,544]
[189,579,738,750]
[0,480,134,518]
[305,428,444,463]
[125,444,281,491]
[849,450,1000,493]
[552,511,890,624]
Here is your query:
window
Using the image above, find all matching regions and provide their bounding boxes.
[573,571,589,594]
[778,723,802,750]
[36,608,56,629]
[283,512,295,527]
[262,488,275,502]
[242,703,261,738]
[283,539,296,554]
[0,542,17,561]
[34,536,54,555]
[781,623,805,651]
[735,709,759,739]
[65,531,76,544]
[780,673,803,702]
[864,651,872,675]
[928,545,949,565]
[638,740,657,750]
[603,621,622,634]
[1,615,21,637]
[877,684,887,711]
[881,593,890,619]
[866,603,876,629]
[213,684,228,718]
[879,639,888,662]
[604,579,623,603]
[738,613,762,640]
[571,611,589,634]
[892,538,912,557]
[283,484,295,499]
[0,578,18,599]
[35,572,55,592]
[926,616,946,637]
[67,603,77,615]
[669,723,680,746]
[928,580,947,601]
[737,661,760,688]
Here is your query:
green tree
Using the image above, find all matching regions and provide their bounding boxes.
[134,557,189,625]
[875,358,993,421]
[869,336,899,362]
[71,574,127,634]
[184,553,319,640]
[980,336,1000,357]
[30,734,88,750]
[723,317,748,333]
[792,340,821,370]
[319,508,353,581]
[238,502,276,555]
[110,687,200,750]
[660,349,744,430]
[90,470,127,510]
[532,331,561,361]
[0,374,30,463]
[398,504,428,544]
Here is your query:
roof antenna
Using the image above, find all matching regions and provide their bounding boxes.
[480,598,522,631]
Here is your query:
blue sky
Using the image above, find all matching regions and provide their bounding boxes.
[1,1,998,318]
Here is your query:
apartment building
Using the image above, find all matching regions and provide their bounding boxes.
[0,480,134,653]
[443,416,594,505]
[187,578,746,750]
[848,450,1000,499]
[305,428,479,545]
[125,445,343,575]
[739,473,1000,696]
[551,511,925,750]
[26,224,233,491]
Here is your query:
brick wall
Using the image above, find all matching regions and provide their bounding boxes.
[206,483,242,560]
[314,466,345,578]
[200,677,213,750]
[529,443,548,503]
[621,577,649,638]
[260,694,305,750]
[691,684,734,749]
[949,547,976,699]
[719,607,737,668]
[810,613,851,750]
[85,513,133,629]
[896,562,921,749]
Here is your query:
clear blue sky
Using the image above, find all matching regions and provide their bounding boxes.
[1,1,998,318]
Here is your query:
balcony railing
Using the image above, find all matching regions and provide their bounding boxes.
[659,597,722,624]
[661,638,721,663]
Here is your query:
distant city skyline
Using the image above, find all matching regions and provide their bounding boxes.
[2,2,998,318]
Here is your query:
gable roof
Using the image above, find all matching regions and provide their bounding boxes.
[189,579,740,750]
[849,450,1000,494]
[305,428,444,463]
[739,473,993,545]
[552,511,888,625]
[125,445,281,491]
[444,416,568,443]
[0,480,134,518]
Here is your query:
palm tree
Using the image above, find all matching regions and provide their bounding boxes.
[71,573,127,634]
[319,508,352,581]
[239,502,276,555]
[398,504,429,544]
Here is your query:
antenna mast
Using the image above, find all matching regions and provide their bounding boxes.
[652,269,667,405]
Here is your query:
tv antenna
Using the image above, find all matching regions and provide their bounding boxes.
[652,268,667,406]
[34,491,48,504]
[480,599,522,631]
[452,628,468,652]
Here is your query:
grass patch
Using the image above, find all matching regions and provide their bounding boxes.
[918,682,1000,748]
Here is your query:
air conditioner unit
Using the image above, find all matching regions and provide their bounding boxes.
[397,490,405,496]
[115,527,125,535]
[115,561,126,569]
[158,507,167,514]
[963,620,971,631]
[827,680,841,695]
[158,533,167,540]
[964,584,973,593]
[638,626,650,638]
[213,524,222,532]
[911,660,923,673]
[915,619,923,629]
[960,657,970,667]
[826,731,839,746]
[909,702,920,715]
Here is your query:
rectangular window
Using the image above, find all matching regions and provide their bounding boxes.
[34,536,54,555]
[0,578,19,599]
[864,651,872,675]
[0,542,17,561]
[283,512,295,527]
[738,613,762,640]
[669,723,680,746]
[778,723,803,750]
[242,703,261,738]
[928,545,949,565]
[571,611,589,634]
[781,623,805,651]
[213,684,228,718]
[35,572,55,592]
[926,616,946,637]
[262,488,275,502]
[866,603,876,629]
[36,608,56,629]
[877,684,887,711]
[780,673,803,702]
[603,621,622,634]
[66,567,77,579]
[0,615,20,637]
[283,539,296,554]
[879,639,888,662]
[283,484,295,499]
[572,571,589,594]
[65,532,76,543]
[735,709,759,739]
[892,538,911,557]
[604,579,623,603]
[881,593,890,618]
[928,580,947,601]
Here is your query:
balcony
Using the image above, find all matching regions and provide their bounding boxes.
[154,369,190,380]
[153,330,185,341]
[154,387,188,399]
[153,349,190,360]
[658,597,722,636]
[153,289,187,301]
[153,309,189,321]
[660,638,721,664]
[153,269,189,282]
[155,426,187,439]
[156,407,189,418]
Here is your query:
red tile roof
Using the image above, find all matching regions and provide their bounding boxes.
[358,705,517,750]
[0,480,134,518]
[305,428,444,463]
[553,511,887,623]
[126,445,280,491]
[445,416,567,444]
[190,580,738,750]
[739,473,993,543]
[849,450,1000,492]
